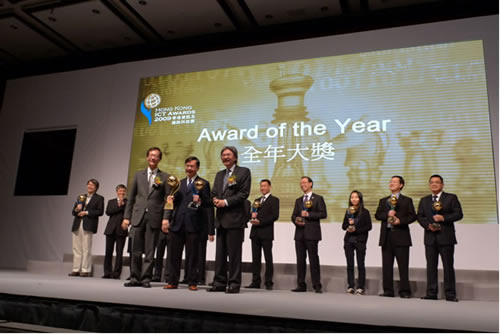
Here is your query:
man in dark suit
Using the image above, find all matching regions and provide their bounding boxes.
[208,146,251,294]
[245,179,280,290]
[69,179,104,277]
[102,184,128,279]
[164,156,215,291]
[417,174,463,302]
[291,176,327,293]
[122,147,171,288]
[375,175,417,298]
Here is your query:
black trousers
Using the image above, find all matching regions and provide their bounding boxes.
[425,243,456,298]
[344,240,367,289]
[103,234,126,277]
[295,239,322,289]
[153,231,168,281]
[183,236,208,283]
[167,228,200,286]
[250,237,274,287]
[381,232,410,295]
[129,213,160,284]
[213,227,244,289]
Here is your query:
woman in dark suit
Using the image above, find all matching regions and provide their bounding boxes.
[342,190,372,295]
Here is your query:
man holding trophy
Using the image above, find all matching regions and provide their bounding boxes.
[417,174,463,302]
[291,176,327,293]
[164,156,214,291]
[375,176,416,298]
[245,179,280,290]
[122,147,171,288]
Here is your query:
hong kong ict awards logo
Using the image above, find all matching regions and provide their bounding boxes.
[141,93,161,125]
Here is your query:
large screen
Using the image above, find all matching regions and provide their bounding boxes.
[128,40,497,224]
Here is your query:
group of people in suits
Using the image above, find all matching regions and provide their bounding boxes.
[69,146,463,301]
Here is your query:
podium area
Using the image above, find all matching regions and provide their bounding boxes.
[0,258,497,332]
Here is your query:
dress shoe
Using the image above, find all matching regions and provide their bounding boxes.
[188,285,198,291]
[207,286,226,292]
[244,284,260,289]
[379,292,395,297]
[112,273,121,279]
[446,297,459,302]
[101,274,111,279]
[142,282,151,288]
[265,285,273,291]
[400,293,411,299]
[68,272,80,277]
[225,287,240,294]
[124,281,142,287]
[347,288,355,294]
[421,295,437,300]
[163,284,178,289]
[315,288,323,294]
[291,286,307,292]
[355,288,365,295]
[80,273,90,277]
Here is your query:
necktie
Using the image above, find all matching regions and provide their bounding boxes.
[148,171,154,189]
[432,195,437,202]
[223,169,230,189]
[260,196,266,204]
[188,178,193,190]
[303,195,308,205]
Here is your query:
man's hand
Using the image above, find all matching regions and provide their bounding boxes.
[193,194,200,204]
[121,219,130,230]
[428,223,439,232]
[214,198,226,208]
[388,210,396,217]
[391,217,401,225]
[301,210,309,217]
[251,218,260,225]
[161,219,170,233]
[295,217,305,226]
[77,211,87,217]
[208,235,215,242]
[433,214,444,222]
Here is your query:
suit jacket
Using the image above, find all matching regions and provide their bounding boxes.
[104,198,128,237]
[211,165,251,229]
[123,168,172,229]
[417,192,463,246]
[342,208,372,243]
[71,193,104,234]
[291,193,327,241]
[375,194,417,247]
[169,176,215,235]
[249,194,280,240]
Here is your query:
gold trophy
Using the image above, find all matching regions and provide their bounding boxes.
[76,194,87,211]
[297,198,313,224]
[347,205,357,232]
[431,200,442,230]
[388,195,398,224]
[251,199,261,224]
[164,175,180,210]
[188,180,205,209]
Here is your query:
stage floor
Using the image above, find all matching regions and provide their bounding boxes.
[0,270,497,332]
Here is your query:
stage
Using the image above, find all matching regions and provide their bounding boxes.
[0,268,497,332]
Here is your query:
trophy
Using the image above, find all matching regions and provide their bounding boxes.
[250,198,262,224]
[387,195,398,224]
[431,200,442,230]
[188,180,205,209]
[347,205,357,232]
[297,198,313,224]
[76,194,87,211]
[164,175,180,210]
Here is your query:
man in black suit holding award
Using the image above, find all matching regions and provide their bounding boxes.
[375,175,417,298]
[102,184,128,279]
[245,179,280,290]
[208,146,251,294]
[417,174,463,302]
[122,147,171,288]
[164,156,215,291]
[291,176,327,293]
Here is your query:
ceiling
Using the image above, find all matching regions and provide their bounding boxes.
[0,0,497,79]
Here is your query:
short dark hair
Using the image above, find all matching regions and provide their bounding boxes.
[87,179,99,191]
[391,175,405,190]
[185,156,200,168]
[348,190,365,212]
[116,184,127,191]
[301,176,313,188]
[260,179,271,186]
[146,147,162,160]
[220,146,238,163]
[429,174,444,183]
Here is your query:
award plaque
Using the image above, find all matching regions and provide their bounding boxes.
[431,200,442,230]
[188,180,205,209]
[347,205,357,232]
[164,175,180,210]
[388,195,398,224]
